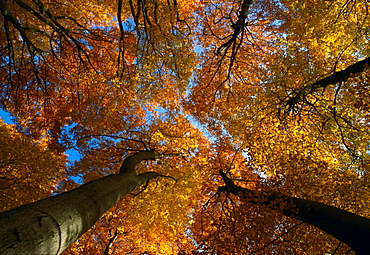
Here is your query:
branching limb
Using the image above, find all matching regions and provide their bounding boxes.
[218,169,370,254]
[249,222,305,254]
[285,56,370,111]
[157,174,177,183]
[129,180,150,196]
[119,151,160,174]
[216,0,253,56]
[103,228,119,255]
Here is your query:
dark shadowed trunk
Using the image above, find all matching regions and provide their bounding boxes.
[219,170,370,255]
[0,151,160,255]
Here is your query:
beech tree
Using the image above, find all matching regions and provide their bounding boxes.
[218,171,370,255]
[0,151,162,254]
[1,0,370,254]
[1,150,370,254]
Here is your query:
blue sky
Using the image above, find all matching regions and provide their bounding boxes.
[0,108,14,125]
[0,107,83,184]
[0,107,81,164]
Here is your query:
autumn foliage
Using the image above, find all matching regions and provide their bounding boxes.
[1,0,370,254]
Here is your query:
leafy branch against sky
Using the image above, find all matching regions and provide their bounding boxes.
[1,0,370,254]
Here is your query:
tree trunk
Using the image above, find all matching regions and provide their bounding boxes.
[219,171,370,255]
[0,151,159,255]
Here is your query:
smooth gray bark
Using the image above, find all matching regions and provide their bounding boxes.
[0,151,159,255]
[219,170,370,255]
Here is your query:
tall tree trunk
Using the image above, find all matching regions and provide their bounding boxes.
[219,170,370,255]
[0,151,160,255]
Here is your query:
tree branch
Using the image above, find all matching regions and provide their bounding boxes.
[119,151,160,174]
[216,0,253,56]
[218,171,370,254]
[249,222,305,254]
[104,228,119,255]
[285,56,370,111]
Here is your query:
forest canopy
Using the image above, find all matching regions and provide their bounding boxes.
[1,0,370,254]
